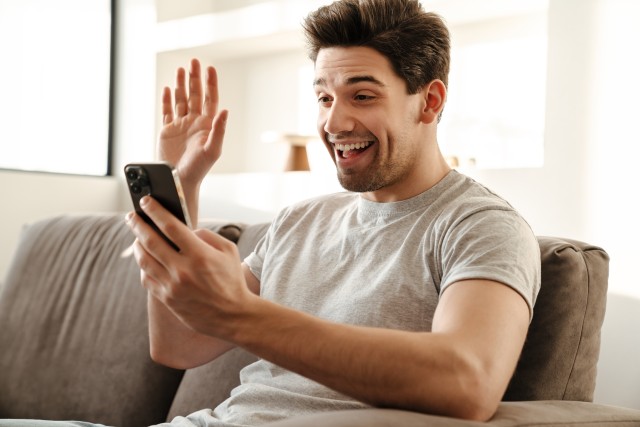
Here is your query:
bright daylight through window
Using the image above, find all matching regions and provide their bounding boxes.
[0,0,112,176]
[439,10,548,169]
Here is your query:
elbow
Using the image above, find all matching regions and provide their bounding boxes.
[401,354,503,422]
[149,343,192,370]
[438,358,503,422]
[447,389,499,422]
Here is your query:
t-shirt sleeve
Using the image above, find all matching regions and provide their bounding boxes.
[244,234,267,283]
[439,208,541,320]
[243,208,288,283]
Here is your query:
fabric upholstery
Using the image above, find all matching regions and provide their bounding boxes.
[166,348,259,421]
[504,237,609,401]
[0,215,240,427]
[260,401,640,427]
[2,214,635,427]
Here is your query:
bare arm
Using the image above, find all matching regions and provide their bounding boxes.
[147,263,260,369]
[138,59,231,367]
[230,279,528,421]
[128,197,530,421]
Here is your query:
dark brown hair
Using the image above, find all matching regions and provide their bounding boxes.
[302,0,450,94]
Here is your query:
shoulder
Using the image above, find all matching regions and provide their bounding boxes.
[427,171,532,240]
[438,171,516,217]
[435,173,541,315]
[433,171,540,275]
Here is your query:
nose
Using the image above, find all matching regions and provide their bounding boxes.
[321,100,356,136]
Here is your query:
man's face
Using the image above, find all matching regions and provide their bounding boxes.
[314,46,425,201]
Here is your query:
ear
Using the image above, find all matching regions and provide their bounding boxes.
[419,79,447,124]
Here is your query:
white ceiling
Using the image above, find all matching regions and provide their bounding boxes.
[156,0,548,24]
[154,0,548,60]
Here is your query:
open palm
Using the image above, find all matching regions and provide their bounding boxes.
[158,59,228,222]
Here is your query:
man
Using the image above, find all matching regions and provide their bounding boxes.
[126,0,540,425]
[0,1,539,426]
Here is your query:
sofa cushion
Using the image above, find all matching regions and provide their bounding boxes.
[0,215,183,427]
[503,237,609,401]
[258,401,640,427]
[0,214,243,427]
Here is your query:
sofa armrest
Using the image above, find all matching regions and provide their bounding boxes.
[260,401,640,427]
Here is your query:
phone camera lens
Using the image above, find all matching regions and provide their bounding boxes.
[126,169,138,181]
[130,184,142,194]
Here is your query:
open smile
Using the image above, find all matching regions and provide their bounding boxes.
[334,140,375,159]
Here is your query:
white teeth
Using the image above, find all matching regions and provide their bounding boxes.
[335,141,372,152]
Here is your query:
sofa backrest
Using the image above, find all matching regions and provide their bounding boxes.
[0,215,242,427]
[504,237,609,401]
[0,215,609,426]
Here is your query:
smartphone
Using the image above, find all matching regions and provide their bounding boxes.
[124,162,192,250]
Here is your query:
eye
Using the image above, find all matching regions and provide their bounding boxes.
[317,94,332,105]
[354,93,375,102]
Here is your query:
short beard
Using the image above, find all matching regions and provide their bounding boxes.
[337,168,387,193]
[336,133,418,194]
[337,154,416,194]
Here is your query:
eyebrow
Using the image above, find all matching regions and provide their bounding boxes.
[313,75,387,88]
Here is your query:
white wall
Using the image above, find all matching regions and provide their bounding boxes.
[463,0,640,408]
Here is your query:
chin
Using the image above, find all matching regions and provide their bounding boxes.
[337,173,383,194]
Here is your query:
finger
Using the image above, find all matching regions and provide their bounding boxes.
[161,87,174,125]
[132,238,170,291]
[126,209,178,269]
[202,66,219,118]
[187,59,203,115]
[204,109,229,162]
[194,227,238,253]
[139,196,194,257]
[174,67,188,117]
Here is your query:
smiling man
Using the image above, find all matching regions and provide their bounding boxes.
[313,45,449,201]
[0,1,541,427]
[126,0,541,426]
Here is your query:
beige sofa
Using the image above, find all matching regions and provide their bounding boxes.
[1,214,639,426]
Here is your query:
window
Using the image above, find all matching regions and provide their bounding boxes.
[0,0,113,176]
[439,12,548,169]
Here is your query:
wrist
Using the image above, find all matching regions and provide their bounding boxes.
[225,294,276,348]
[180,179,200,226]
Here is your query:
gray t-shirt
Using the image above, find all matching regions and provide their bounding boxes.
[168,170,541,427]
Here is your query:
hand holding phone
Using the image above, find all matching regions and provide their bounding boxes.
[124,162,192,250]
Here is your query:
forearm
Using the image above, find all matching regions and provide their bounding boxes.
[173,171,200,228]
[184,183,200,228]
[148,293,234,369]
[227,297,496,420]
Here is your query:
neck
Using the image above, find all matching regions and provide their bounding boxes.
[363,147,451,203]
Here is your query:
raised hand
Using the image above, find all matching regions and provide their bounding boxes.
[158,58,228,224]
